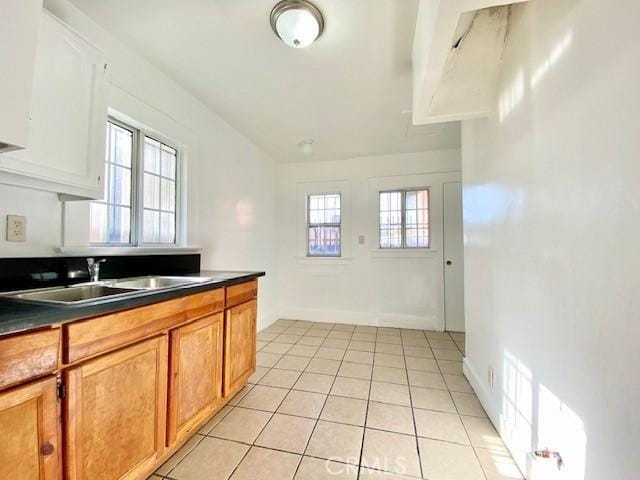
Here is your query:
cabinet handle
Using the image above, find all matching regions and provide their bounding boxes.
[40,442,55,456]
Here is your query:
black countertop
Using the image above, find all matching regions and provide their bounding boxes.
[0,270,264,337]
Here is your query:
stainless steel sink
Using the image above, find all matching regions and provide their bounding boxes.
[4,285,137,305]
[110,276,213,290]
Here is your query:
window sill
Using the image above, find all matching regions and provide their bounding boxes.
[56,245,202,256]
[295,255,354,265]
[369,248,438,259]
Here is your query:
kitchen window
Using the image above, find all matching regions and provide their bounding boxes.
[307,193,341,256]
[379,189,429,248]
[89,119,179,245]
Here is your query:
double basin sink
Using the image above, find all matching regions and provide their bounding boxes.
[0,276,218,306]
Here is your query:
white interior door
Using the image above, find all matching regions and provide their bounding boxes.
[443,181,465,332]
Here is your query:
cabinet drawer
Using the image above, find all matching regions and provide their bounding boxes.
[225,280,258,308]
[64,297,185,364]
[183,288,224,321]
[0,329,59,390]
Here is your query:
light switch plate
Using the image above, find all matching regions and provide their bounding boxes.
[6,215,26,242]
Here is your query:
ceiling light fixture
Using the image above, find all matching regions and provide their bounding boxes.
[270,0,324,48]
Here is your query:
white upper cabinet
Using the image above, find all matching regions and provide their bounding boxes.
[0,10,108,200]
[0,0,42,152]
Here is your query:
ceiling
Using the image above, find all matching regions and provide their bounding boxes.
[67,0,460,162]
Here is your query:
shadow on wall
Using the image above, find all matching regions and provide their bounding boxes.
[500,350,586,480]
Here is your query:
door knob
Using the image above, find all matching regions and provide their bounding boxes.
[446,260,452,266]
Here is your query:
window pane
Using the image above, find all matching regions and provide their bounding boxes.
[144,173,160,209]
[143,210,160,243]
[89,202,108,243]
[144,138,161,174]
[379,191,402,248]
[161,179,175,212]
[160,212,176,244]
[113,125,132,167]
[161,146,176,179]
[108,206,130,243]
[308,226,341,256]
[110,165,131,206]
[404,189,429,248]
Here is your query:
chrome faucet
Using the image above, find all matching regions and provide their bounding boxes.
[87,258,107,282]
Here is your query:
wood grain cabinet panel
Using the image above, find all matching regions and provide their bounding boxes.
[167,313,224,446]
[0,376,61,480]
[0,328,59,390]
[64,336,168,480]
[224,300,257,397]
[225,280,257,308]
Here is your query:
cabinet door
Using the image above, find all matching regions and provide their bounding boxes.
[167,313,223,446]
[0,10,108,198]
[0,376,61,480]
[65,336,167,480]
[224,300,257,397]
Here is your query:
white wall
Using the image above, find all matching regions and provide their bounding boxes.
[0,0,279,328]
[276,149,461,330]
[461,1,640,479]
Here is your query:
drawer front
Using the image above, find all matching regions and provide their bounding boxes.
[64,297,185,364]
[0,329,60,390]
[183,288,224,321]
[225,280,258,308]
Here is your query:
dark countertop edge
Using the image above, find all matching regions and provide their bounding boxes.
[0,271,265,338]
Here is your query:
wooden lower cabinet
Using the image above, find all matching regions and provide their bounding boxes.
[64,336,168,480]
[167,312,223,446]
[0,376,61,480]
[224,299,257,397]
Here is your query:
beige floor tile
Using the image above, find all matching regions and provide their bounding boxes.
[257,352,283,367]
[407,370,446,389]
[272,320,296,327]
[401,337,429,347]
[361,429,421,477]
[255,413,316,454]
[402,346,434,359]
[275,355,312,372]
[437,360,463,375]
[294,372,335,394]
[413,408,469,445]
[343,350,374,365]
[322,338,350,349]
[230,446,300,480]
[424,331,451,340]
[199,406,233,435]
[305,357,341,375]
[155,433,203,476]
[310,322,333,330]
[171,436,248,480]
[428,339,459,351]
[372,366,408,385]
[248,366,270,384]
[209,407,271,443]
[333,324,356,332]
[358,467,416,479]
[374,343,403,355]
[338,362,373,380]
[287,345,320,357]
[377,327,400,335]
[259,368,301,389]
[405,356,440,372]
[433,349,463,361]
[451,392,487,417]
[348,341,376,352]
[376,335,402,345]
[355,326,378,334]
[295,456,358,479]
[328,331,353,340]
[237,385,289,412]
[410,387,456,413]
[373,353,405,369]
[320,395,368,426]
[276,334,304,344]
[305,420,364,465]
[262,342,293,354]
[461,416,504,450]
[474,447,524,480]
[227,385,254,406]
[315,347,346,360]
[257,332,279,342]
[352,333,376,342]
[330,377,370,400]
[369,381,410,406]
[287,327,311,336]
[366,402,414,435]
[443,374,474,393]
[448,332,465,341]
[297,336,324,346]
[256,340,268,351]
[418,438,485,480]
[278,390,327,419]
[304,330,330,338]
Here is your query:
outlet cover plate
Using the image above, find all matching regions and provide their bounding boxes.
[6,215,26,242]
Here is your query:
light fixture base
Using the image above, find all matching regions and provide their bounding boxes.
[270,0,325,48]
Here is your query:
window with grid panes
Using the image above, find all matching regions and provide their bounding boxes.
[307,193,341,256]
[89,119,179,245]
[379,189,429,248]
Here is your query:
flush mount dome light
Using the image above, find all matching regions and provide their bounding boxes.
[270,0,324,48]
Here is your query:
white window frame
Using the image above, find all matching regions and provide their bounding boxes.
[90,116,181,247]
[306,193,342,257]
[378,188,430,249]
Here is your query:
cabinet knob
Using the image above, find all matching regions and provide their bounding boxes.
[40,442,55,456]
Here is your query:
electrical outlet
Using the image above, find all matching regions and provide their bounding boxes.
[6,215,26,242]
[487,366,494,388]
